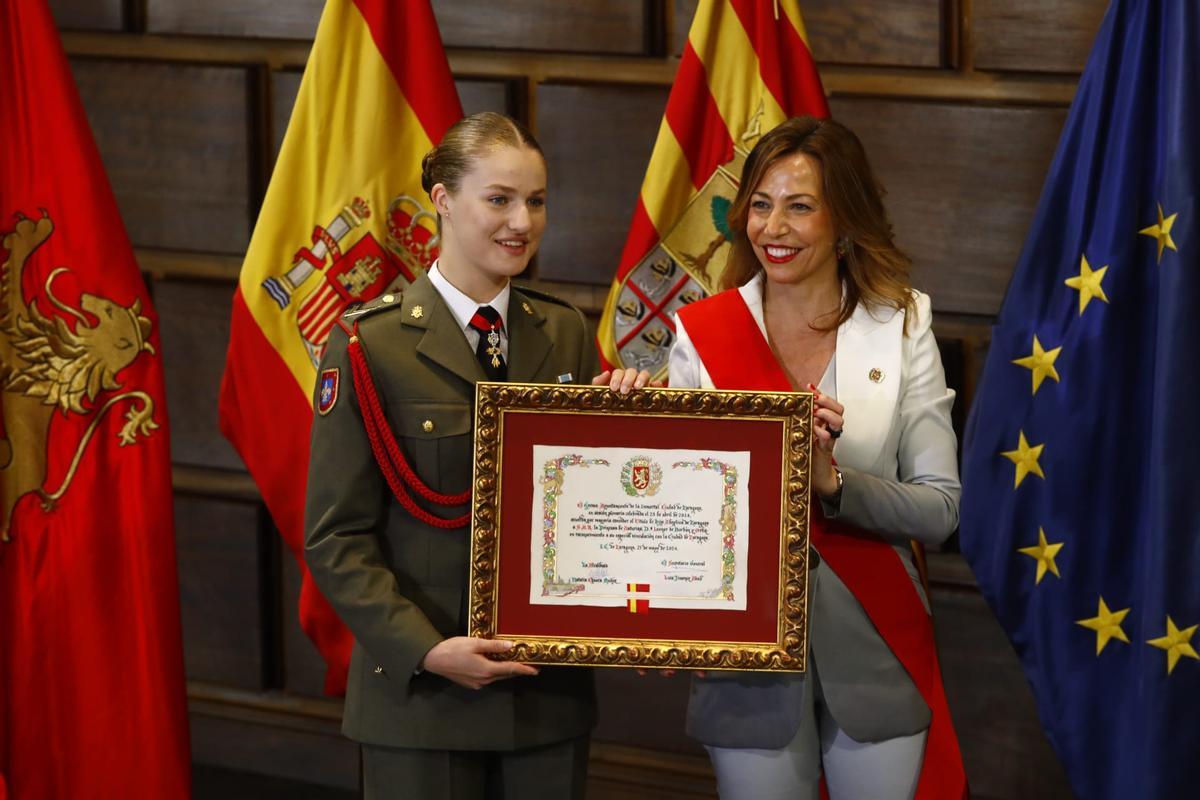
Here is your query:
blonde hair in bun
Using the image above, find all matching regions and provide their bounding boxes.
[421,112,544,231]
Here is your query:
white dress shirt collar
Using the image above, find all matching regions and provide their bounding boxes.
[428,262,511,333]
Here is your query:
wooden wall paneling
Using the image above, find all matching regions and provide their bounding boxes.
[931,313,993,403]
[269,73,510,164]
[282,545,334,698]
[973,0,1108,74]
[803,0,943,68]
[175,495,266,690]
[69,58,254,254]
[48,0,124,30]
[936,336,967,444]
[673,0,942,67]
[53,30,1081,108]
[145,0,322,39]
[189,703,359,790]
[931,583,1073,799]
[965,335,991,415]
[60,29,312,69]
[829,97,1068,316]
[271,70,303,159]
[670,0,694,57]
[433,0,652,55]
[193,764,355,799]
[535,83,667,284]
[153,278,245,470]
[593,669,702,756]
[587,744,716,800]
[456,79,513,117]
[248,64,273,232]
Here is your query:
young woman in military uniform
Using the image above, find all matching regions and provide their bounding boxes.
[304,112,647,799]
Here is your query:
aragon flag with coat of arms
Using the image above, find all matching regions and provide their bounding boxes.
[1,0,190,796]
[219,0,463,695]
[597,0,829,378]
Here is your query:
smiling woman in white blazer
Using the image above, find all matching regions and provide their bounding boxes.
[606,116,966,800]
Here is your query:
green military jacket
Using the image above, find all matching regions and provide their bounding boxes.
[304,272,600,751]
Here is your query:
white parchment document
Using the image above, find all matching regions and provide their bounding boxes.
[528,445,751,610]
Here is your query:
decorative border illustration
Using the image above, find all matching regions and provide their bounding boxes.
[540,454,609,596]
[671,458,738,601]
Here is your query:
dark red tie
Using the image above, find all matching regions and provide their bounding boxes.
[468,306,507,381]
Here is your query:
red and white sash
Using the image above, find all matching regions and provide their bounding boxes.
[677,288,967,799]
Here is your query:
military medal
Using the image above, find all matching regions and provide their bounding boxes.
[486,330,502,368]
[468,306,505,376]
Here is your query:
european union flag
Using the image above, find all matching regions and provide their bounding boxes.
[960,2,1198,797]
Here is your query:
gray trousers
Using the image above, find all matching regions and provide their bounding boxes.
[361,736,589,800]
[707,660,927,800]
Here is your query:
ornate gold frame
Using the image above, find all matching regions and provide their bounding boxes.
[469,383,812,671]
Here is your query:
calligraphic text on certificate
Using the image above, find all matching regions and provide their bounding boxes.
[529,445,751,611]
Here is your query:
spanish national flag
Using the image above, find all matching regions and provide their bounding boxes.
[597,0,829,378]
[627,583,651,613]
[219,0,462,694]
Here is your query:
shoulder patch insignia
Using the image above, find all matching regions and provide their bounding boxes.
[317,368,340,415]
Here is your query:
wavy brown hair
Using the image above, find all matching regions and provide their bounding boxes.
[721,115,915,332]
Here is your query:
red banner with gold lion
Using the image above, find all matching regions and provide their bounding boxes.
[0,1,190,797]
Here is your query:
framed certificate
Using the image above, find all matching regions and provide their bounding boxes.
[468,383,814,672]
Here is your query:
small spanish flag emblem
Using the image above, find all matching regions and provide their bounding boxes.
[627,583,651,613]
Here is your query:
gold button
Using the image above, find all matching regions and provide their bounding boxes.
[422,420,434,433]
[381,293,395,304]
[374,666,385,675]
[869,368,884,383]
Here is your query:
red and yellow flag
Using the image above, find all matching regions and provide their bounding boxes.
[627,583,651,613]
[219,0,463,694]
[0,1,190,796]
[597,0,829,377]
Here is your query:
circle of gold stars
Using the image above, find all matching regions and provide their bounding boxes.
[999,201,1195,678]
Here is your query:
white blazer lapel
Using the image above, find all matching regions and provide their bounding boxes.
[833,303,904,472]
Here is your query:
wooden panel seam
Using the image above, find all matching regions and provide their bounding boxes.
[61,32,1079,105]
[188,680,343,723]
[173,464,260,501]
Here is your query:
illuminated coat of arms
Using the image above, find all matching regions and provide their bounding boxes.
[620,456,663,497]
[260,194,440,365]
[609,104,769,379]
